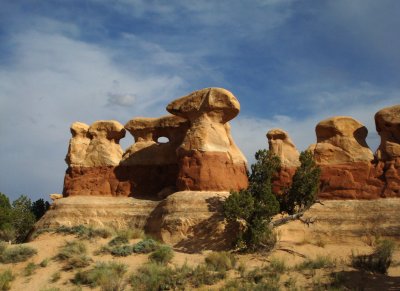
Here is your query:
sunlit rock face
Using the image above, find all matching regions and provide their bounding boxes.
[267,128,300,167]
[375,105,400,162]
[63,87,248,198]
[167,87,248,192]
[307,116,374,165]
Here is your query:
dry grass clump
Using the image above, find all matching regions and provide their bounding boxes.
[55,240,91,270]
[205,251,237,272]
[0,243,37,264]
[0,269,14,291]
[351,239,396,274]
[149,245,174,264]
[295,255,335,271]
[23,262,37,277]
[73,261,127,291]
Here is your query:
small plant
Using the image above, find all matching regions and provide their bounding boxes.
[0,245,37,263]
[132,238,159,254]
[296,256,335,271]
[55,225,112,239]
[110,245,133,257]
[50,271,61,283]
[149,245,174,264]
[0,270,14,291]
[108,236,129,247]
[130,262,176,291]
[39,258,49,267]
[55,240,91,270]
[269,257,286,273]
[351,239,396,274]
[73,262,127,290]
[205,251,236,272]
[23,262,37,276]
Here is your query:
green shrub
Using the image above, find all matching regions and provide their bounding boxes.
[110,245,133,257]
[23,262,37,276]
[73,262,127,291]
[55,225,111,239]
[130,263,179,291]
[0,270,14,291]
[269,257,286,273]
[108,236,129,247]
[50,271,61,283]
[191,264,226,287]
[132,238,159,254]
[296,256,335,270]
[39,258,49,267]
[149,245,174,264]
[0,245,37,263]
[55,240,91,270]
[205,252,236,272]
[351,239,396,274]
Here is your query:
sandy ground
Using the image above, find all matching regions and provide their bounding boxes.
[1,226,400,291]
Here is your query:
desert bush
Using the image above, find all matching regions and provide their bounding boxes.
[269,257,286,273]
[351,239,396,274]
[296,256,335,270]
[0,270,14,291]
[130,263,177,291]
[149,245,174,264]
[73,262,127,291]
[0,245,37,263]
[224,150,281,251]
[50,271,61,283]
[190,264,226,287]
[55,240,91,270]
[108,236,129,247]
[205,251,236,272]
[39,258,49,267]
[110,245,133,257]
[23,262,37,276]
[279,151,321,214]
[55,225,111,239]
[132,238,159,253]
[224,150,320,252]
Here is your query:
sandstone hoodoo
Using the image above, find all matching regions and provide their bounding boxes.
[375,104,400,161]
[307,116,374,165]
[272,109,400,200]
[167,87,248,191]
[267,128,300,167]
[63,87,248,198]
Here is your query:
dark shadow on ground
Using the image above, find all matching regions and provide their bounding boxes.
[332,270,400,290]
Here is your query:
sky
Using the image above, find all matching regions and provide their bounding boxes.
[0,0,399,202]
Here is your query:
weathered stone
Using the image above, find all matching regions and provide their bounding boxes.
[49,193,63,201]
[167,88,248,191]
[375,104,400,161]
[65,122,90,166]
[83,120,126,167]
[267,129,300,167]
[308,116,374,164]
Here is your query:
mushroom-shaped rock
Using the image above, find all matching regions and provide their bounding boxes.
[83,120,126,167]
[122,115,189,166]
[167,88,248,192]
[307,116,373,164]
[267,129,300,167]
[375,105,400,161]
[65,122,90,167]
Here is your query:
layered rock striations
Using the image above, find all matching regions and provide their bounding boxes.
[272,110,400,199]
[63,88,248,198]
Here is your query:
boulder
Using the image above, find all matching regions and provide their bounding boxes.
[267,129,300,167]
[375,104,400,161]
[308,116,374,164]
[167,88,248,191]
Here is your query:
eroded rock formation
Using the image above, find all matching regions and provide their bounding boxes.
[267,129,300,167]
[375,105,400,161]
[307,116,374,164]
[273,110,400,199]
[167,88,248,191]
[63,88,248,198]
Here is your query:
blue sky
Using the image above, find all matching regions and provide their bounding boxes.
[0,0,399,201]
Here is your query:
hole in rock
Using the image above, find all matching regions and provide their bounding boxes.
[157,136,169,143]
